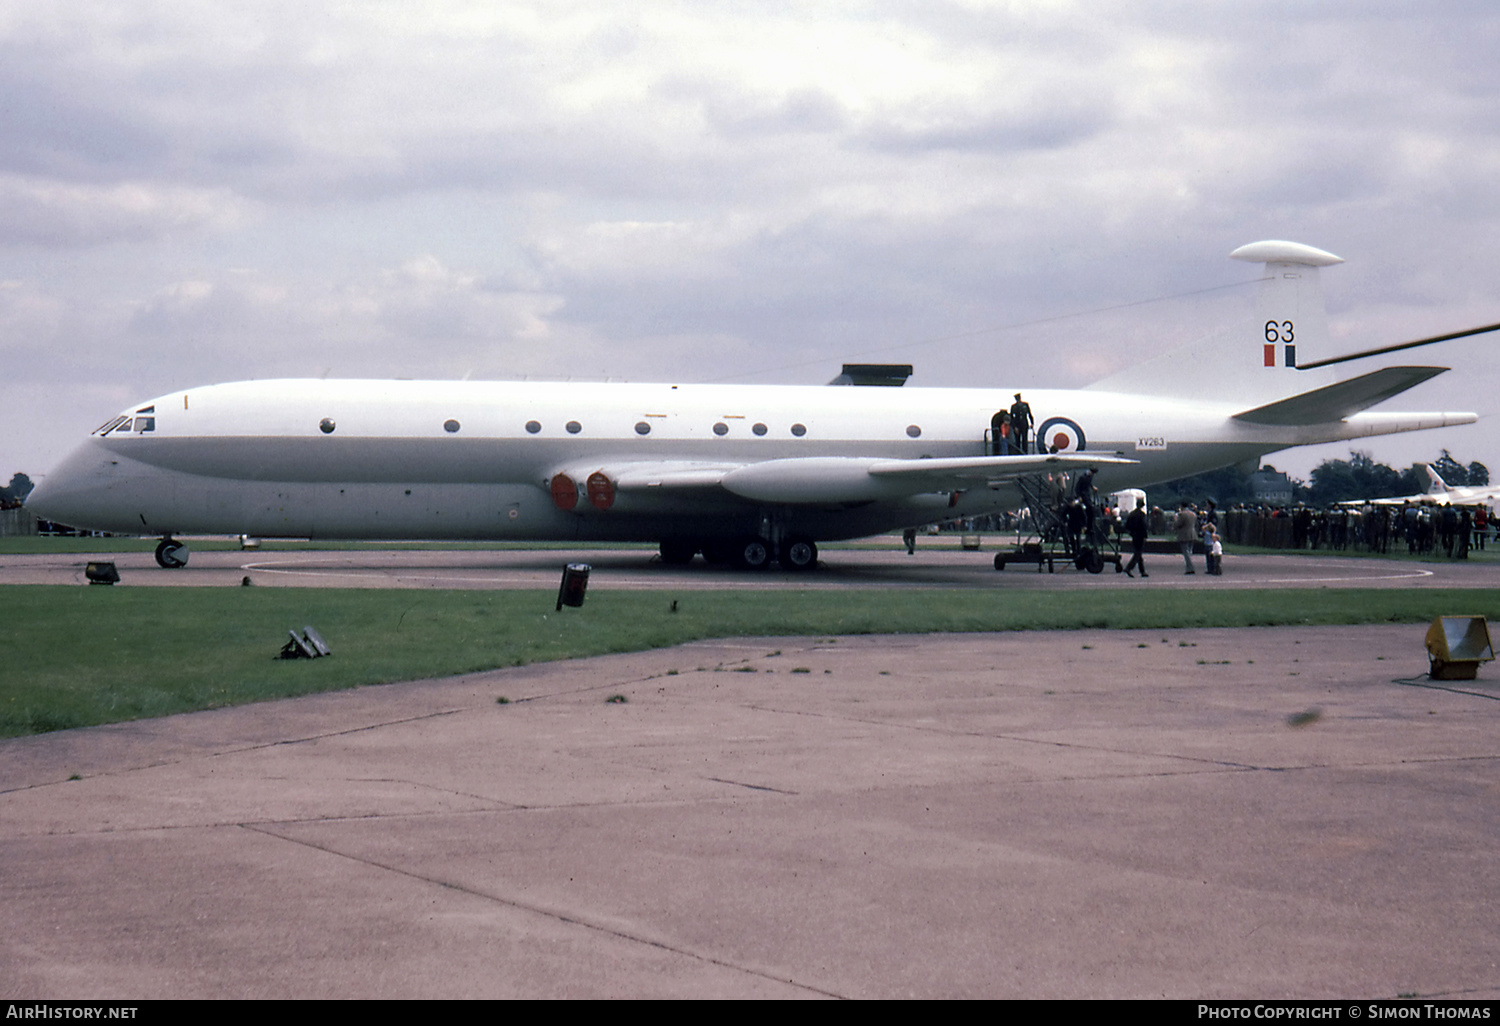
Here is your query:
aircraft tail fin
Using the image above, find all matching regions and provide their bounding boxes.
[1426,464,1450,494]
[1088,240,1343,406]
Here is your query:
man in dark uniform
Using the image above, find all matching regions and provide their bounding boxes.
[1009,393,1033,455]
[1124,497,1150,578]
[1074,467,1098,539]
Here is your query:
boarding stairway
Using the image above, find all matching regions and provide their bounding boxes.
[995,471,1121,574]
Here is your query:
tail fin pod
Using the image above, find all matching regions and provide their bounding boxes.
[1087,240,1343,405]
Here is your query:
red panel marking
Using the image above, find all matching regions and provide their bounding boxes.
[586,471,616,511]
[1264,343,1275,367]
[550,474,578,511]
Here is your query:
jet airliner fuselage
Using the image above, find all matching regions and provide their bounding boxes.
[27,241,1483,569]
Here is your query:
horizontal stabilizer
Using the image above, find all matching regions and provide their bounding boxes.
[1232,366,1448,426]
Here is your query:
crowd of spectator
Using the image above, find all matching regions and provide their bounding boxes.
[1143,500,1492,558]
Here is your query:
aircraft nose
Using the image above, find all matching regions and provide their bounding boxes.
[25,441,125,531]
[22,476,53,514]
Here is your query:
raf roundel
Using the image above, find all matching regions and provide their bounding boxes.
[1037,416,1086,454]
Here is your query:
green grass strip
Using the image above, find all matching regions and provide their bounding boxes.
[3,585,1497,737]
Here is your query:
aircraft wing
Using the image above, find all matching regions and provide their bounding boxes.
[606,461,743,489]
[1232,366,1448,426]
[1338,493,1423,507]
[562,453,1135,506]
[719,453,1135,504]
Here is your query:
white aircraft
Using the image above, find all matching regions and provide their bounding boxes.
[27,240,1489,570]
[1349,464,1500,507]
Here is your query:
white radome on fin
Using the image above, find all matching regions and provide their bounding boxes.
[1229,240,1344,266]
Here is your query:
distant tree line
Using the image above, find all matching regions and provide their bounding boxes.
[0,473,33,510]
[1151,450,1490,509]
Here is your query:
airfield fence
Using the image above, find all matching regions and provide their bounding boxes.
[0,508,37,537]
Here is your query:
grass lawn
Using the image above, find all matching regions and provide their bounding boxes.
[4,584,1498,737]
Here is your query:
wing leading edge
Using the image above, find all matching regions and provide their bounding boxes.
[554,453,1135,507]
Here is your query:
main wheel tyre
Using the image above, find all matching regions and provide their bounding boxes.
[779,537,818,571]
[732,536,773,571]
[1085,548,1105,574]
[993,553,1006,571]
[155,539,188,569]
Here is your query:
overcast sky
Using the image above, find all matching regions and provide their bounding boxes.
[5,1,1498,487]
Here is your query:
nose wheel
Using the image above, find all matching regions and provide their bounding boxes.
[154,538,189,569]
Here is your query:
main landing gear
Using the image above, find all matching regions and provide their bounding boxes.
[778,537,818,571]
[659,535,819,571]
[154,537,189,569]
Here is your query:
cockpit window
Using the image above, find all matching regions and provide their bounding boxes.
[92,406,158,437]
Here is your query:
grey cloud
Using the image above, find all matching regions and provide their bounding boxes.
[0,176,250,247]
[0,63,172,182]
[863,97,1116,155]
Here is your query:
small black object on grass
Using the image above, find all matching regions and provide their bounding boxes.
[278,626,331,660]
[605,694,628,704]
[85,562,119,586]
[556,562,591,611]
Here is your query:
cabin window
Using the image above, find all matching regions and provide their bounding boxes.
[319,418,336,434]
[906,425,921,438]
[444,419,460,433]
[566,421,581,435]
[526,420,541,434]
[713,422,729,436]
[752,422,768,436]
[790,423,807,437]
[635,421,651,435]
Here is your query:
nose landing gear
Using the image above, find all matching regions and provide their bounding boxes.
[154,537,188,569]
